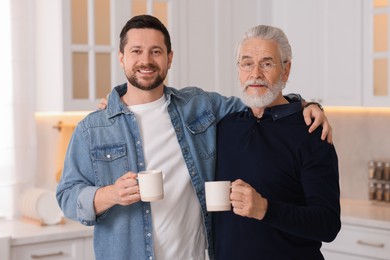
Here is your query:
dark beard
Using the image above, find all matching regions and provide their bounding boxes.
[127,64,165,91]
[127,74,164,91]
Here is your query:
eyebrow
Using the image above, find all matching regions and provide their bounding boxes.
[240,55,252,60]
[240,55,275,62]
[150,45,164,51]
[129,45,164,51]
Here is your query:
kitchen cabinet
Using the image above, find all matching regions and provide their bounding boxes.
[34,0,129,112]
[33,0,389,109]
[11,238,86,260]
[363,0,390,107]
[321,199,390,260]
[171,0,371,106]
[322,250,369,260]
[0,236,10,260]
[83,237,94,260]
[0,219,94,260]
[271,0,363,106]
[322,224,390,260]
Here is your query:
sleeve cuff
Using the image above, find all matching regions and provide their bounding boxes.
[77,186,100,225]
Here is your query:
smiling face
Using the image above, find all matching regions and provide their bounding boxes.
[238,37,291,109]
[119,28,173,92]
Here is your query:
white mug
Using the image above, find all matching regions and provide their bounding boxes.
[137,170,164,202]
[205,181,231,211]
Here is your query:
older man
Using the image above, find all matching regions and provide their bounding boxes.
[213,25,340,260]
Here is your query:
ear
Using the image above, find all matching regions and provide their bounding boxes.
[167,51,173,69]
[282,61,291,83]
[118,50,124,69]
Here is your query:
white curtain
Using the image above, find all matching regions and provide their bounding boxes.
[0,0,37,219]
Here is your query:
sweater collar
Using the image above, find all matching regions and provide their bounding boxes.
[247,98,302,121]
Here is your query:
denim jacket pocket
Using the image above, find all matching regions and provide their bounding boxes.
[186,109,216,160]
[90,143,129,185]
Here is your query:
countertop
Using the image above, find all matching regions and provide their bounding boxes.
[0,218,93,246]
[340,199,390,229]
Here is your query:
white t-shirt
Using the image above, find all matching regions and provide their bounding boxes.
[129,95,206,260]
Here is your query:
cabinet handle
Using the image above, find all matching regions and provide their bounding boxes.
[31,251,64,259]
[356,240,385,248]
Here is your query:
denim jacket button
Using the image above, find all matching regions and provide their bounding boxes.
[106,154,111,159]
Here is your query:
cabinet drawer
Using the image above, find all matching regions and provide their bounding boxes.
[84,236,95,260]
[11,238,84,260]
[322,249,370,260]
[322,224,390,259]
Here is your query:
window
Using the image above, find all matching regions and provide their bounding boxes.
[363,0,390,106]
[67,0,170,105]
[132,0,169,26]
[373,0,389,96]
[70,0,113,101]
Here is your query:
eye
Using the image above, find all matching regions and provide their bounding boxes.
[152,49,162,55]
[131,49,142,55]
[241,60,254,68]
[261,61,274,69]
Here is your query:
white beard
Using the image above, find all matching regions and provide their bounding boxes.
[240,78,285,108]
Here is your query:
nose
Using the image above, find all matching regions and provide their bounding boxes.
[250,64,265,79]
[139,52,153,64]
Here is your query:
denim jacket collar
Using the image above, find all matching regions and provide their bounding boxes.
[107,84,179,119]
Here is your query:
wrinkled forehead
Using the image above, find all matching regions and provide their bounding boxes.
[239,38,280,61]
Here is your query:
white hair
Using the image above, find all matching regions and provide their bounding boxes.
[235,25,292,66]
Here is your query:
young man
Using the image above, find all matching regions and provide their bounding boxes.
[57,15,331,260]
[214,25,340,260]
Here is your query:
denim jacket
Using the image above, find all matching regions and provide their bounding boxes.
[56,83,245,260]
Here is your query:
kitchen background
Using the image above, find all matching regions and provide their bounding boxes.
[2,0,390,219]
[1,0,390,259]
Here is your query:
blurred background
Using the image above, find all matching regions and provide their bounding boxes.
[1,0,390,259]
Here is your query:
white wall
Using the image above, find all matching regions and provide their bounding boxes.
[326,109,390,199]
[0,0,37,219]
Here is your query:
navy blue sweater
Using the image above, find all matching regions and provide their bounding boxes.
[214,102,340,260]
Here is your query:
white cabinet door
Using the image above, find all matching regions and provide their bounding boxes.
[271,0,324,103]
[11,238,84,260]
[321,249,373,260]
[322,0,363,106]
[0,236,10,260]
[322,224,390,260]
[84,236,95,260]
[271,0,363,106]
